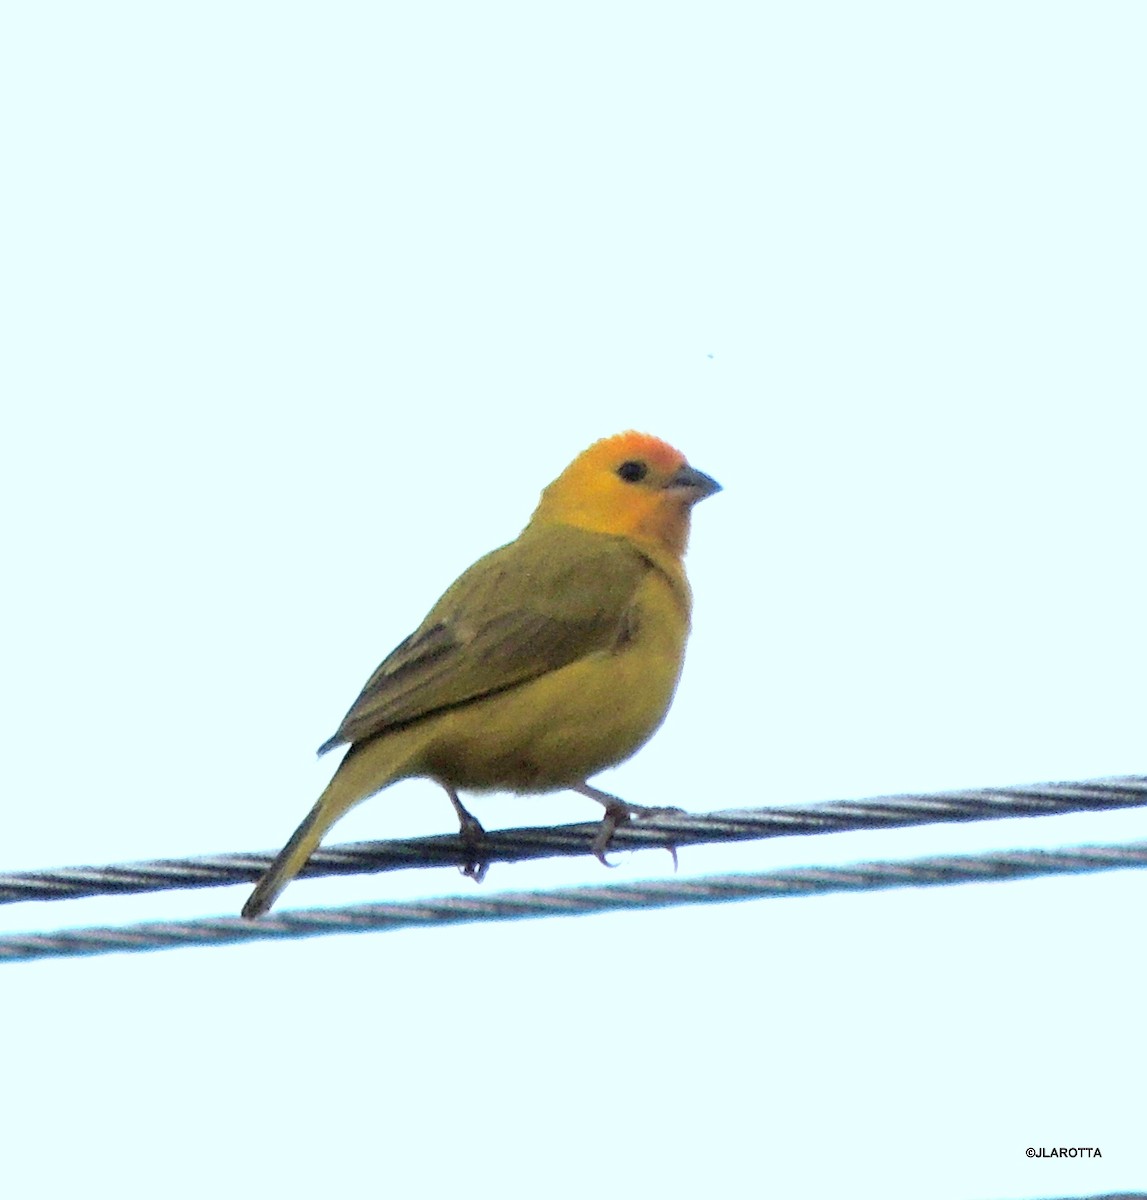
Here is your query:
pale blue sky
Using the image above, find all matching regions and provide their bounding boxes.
[2,4,1144,1198]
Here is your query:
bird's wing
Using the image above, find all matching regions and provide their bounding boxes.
[318,526,651,753]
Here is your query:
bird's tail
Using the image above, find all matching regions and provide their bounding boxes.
[242,738,418,919]
[241,795,337,919]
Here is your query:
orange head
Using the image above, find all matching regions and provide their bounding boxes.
[530,431,721,558]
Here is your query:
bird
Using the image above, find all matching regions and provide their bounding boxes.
[241,431,720,918]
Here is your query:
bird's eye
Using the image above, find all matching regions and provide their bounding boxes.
[617,460,648,483]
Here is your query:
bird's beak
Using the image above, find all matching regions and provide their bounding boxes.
[666,464,722,502]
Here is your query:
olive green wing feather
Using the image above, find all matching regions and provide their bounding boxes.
[317,527,650,754]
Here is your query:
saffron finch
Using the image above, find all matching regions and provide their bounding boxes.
[242,431,720,918]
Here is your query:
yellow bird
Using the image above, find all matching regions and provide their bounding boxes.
[242,431,720,918]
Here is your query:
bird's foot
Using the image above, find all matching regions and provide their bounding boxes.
[457,811,489,882]
[443,785,489,882]
[573,784,682,870]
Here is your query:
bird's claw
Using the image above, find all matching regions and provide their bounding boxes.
[592,802,682,870]
[457,812,489,883]
[591,811,623,867]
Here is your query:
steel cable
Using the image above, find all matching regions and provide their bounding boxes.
[2,839,1144,964]
[2,775,1145,906]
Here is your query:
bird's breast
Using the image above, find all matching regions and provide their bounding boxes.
[417,567,691,792]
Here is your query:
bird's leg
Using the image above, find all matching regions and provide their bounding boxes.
[571,783,681,870]
[442,784,488,882]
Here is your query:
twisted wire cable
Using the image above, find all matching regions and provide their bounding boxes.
[2,775,1145,906]
[1025,1195,1147,1200]
[2,839,1144,964]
